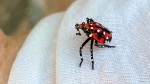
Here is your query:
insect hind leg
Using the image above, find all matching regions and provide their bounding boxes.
[90,39,94,70]
[95,43,115,48]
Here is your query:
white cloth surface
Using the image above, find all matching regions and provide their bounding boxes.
[8,0,150,84]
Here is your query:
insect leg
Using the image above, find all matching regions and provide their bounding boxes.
[79,37,91,67]
[96,44,115,48]
[103,45,115,48]
[95,41,98,46]
[76,29,81,36]
[75,24,81,36]
[90,39,94,70]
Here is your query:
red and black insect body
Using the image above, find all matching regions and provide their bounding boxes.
[75,18,115,70]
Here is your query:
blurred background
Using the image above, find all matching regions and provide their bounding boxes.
[0,1,75,84]
[0,0,74,35]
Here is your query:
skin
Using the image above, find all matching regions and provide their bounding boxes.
[0,29,29,84]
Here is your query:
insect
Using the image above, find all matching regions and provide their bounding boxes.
[75,18,115,70]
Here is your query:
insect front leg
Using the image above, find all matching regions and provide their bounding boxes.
[79,37,91,67]
[75,24,81,36]
[76,29,81,36]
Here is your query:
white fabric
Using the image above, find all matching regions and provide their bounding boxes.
[8,0,150,84]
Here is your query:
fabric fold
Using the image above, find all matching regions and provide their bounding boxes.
[8,12,65,84]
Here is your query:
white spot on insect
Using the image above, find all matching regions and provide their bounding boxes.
[106,37,109,39]
[91,27,93,29]
[96,23,99,25]
[103,32,105,35]
[89,34,92,37]
[80,56,82,58]
[97,29,100,32]
[91,59,94,61]
[90,24,93,25]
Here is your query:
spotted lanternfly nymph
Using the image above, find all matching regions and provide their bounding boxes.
[75,18,115,70]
